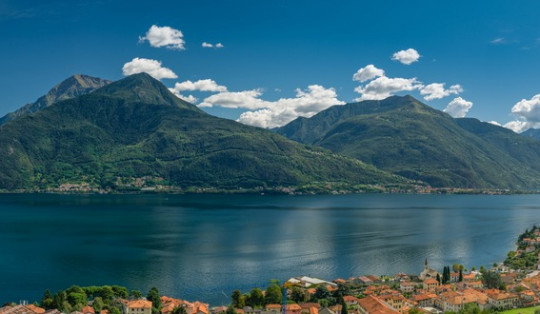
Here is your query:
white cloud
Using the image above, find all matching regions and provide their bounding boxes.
[391,48,421,65]
[139,25,185,50]
[443,97,473,118]
[352,64,385,82]
[199,90,266,109]
[354,76,423,100]
[488,121,502,126]
[168,90,198,104]
[503,120,532,133]
[511,94,540,123]
[122,57,177,80]
[420,83,463,101]
[202,42,224,49]
[502,94,540,133]
[171,79,227,93]
[491,37,505,44]
[200,85,344,128]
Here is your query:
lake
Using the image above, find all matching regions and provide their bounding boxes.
[1,193,539,306]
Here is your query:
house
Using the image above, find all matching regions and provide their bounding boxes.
[378,294,408,312]
[486,290,519,310]
[462,273,476,281]
[450,273,460,283]
[399,281,415,293]
[357,295,399,314]
[300,303,320,314]
[0,305,46,314]
[287,276,337,288]
[286,304,302,314]
[423,278,439,292]
[357,276,373,285]
[318,308,335,314]
[414,294,437,308]
[343,296,360,306]
[82,306,95,314]
[126,300,152,314]
[265,304,281,313]
[519,290,539,307]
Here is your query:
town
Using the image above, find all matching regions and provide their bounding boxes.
[4,227,540,314]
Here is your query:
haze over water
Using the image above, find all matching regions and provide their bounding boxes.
[1,193,539,305]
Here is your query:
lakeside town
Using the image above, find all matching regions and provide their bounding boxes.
[4,227,540,314]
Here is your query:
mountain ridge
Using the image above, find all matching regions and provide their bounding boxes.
[276,95,540,189]
[0,74,111,125]
[0,73,411,193]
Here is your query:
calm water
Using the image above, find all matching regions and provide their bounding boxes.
[1,193,540,305]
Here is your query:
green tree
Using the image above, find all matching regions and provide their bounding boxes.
[248,288,264,308]
[172,306,187,314]
[452,264,460,273]
[110,307,121,314]
[93,297,105,312]
[112,286,129,299]
[481,270,502,289]
[52,291,67,310]
[313,286,330,301]
[339,294,348,314]
[99,286,115,302]
[459,269,463,282]
[67,292,88,307]
[231,290,245,309]
[40,289,54,310]
[131,290,143,299]
[226,305,236,314]
[291,287,306,304]
[147,287,162,314]
[436,273,442,285]
[409,308,422,314]
[265,284,282,305]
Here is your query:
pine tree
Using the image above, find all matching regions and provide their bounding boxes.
[459,269,463,282]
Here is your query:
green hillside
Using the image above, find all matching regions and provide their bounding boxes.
[277,95,540,189]
[0,73,409,193]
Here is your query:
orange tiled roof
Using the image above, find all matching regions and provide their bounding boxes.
[81,306,95,314]
[26,305,45,314]
[357,295,399,314]
[424,278,438,285]
[127,300,152,309]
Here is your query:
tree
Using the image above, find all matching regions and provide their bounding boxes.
[248,288,264,308]
[338,294,348,314]
[147,287,162,314]
[226,305,236,314]
[67,292,88,307]
[471,266,476,271]
[481,270,502,289]
[99,286,115,302]
[93,297,105,312]
[40,289,54,310]
[52,291,67,310]
[291,287,306,304]
[459,269,463,282]
[436,273,442,285]
[112,286,129,299]
[313,286,330,301]
[452,264,460,273]
[442,266,450,284]
[131,290,142,299]
[265,284,282,305]
[173,306,187,314]
[231,290,245,309]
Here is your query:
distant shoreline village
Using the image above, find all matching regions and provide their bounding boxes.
[4,226,540,314]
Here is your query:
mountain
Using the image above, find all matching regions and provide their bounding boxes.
[276,95,540,189]
[0,73,409,192]
[0,74,111,125]
[522,128,540,141]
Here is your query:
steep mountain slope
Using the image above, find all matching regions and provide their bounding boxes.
[276,95,540,189]
[522,128,540,141]
[0,73,408,192]
[0,74,111,125]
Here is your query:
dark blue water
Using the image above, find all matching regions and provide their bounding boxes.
[1,193,539,305]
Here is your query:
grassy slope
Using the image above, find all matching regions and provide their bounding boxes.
[277,96,540,189]
[0,73,407,191]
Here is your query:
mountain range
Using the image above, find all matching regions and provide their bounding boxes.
[276,95,540,189]
[2,73,540,193]
[0,73,407,193]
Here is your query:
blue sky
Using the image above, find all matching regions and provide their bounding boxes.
[1,0,540,130]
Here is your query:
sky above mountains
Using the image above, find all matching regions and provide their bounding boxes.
[1,0,540,131]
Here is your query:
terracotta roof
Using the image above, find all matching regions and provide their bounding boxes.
[82,306,95,314]
[357,295,399,314]
[286,304,302,311]
[127,300,152,309]
[265,304,281,310]
[26,306,45,314]
[414,294,437,302]
[424,278,438,285]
